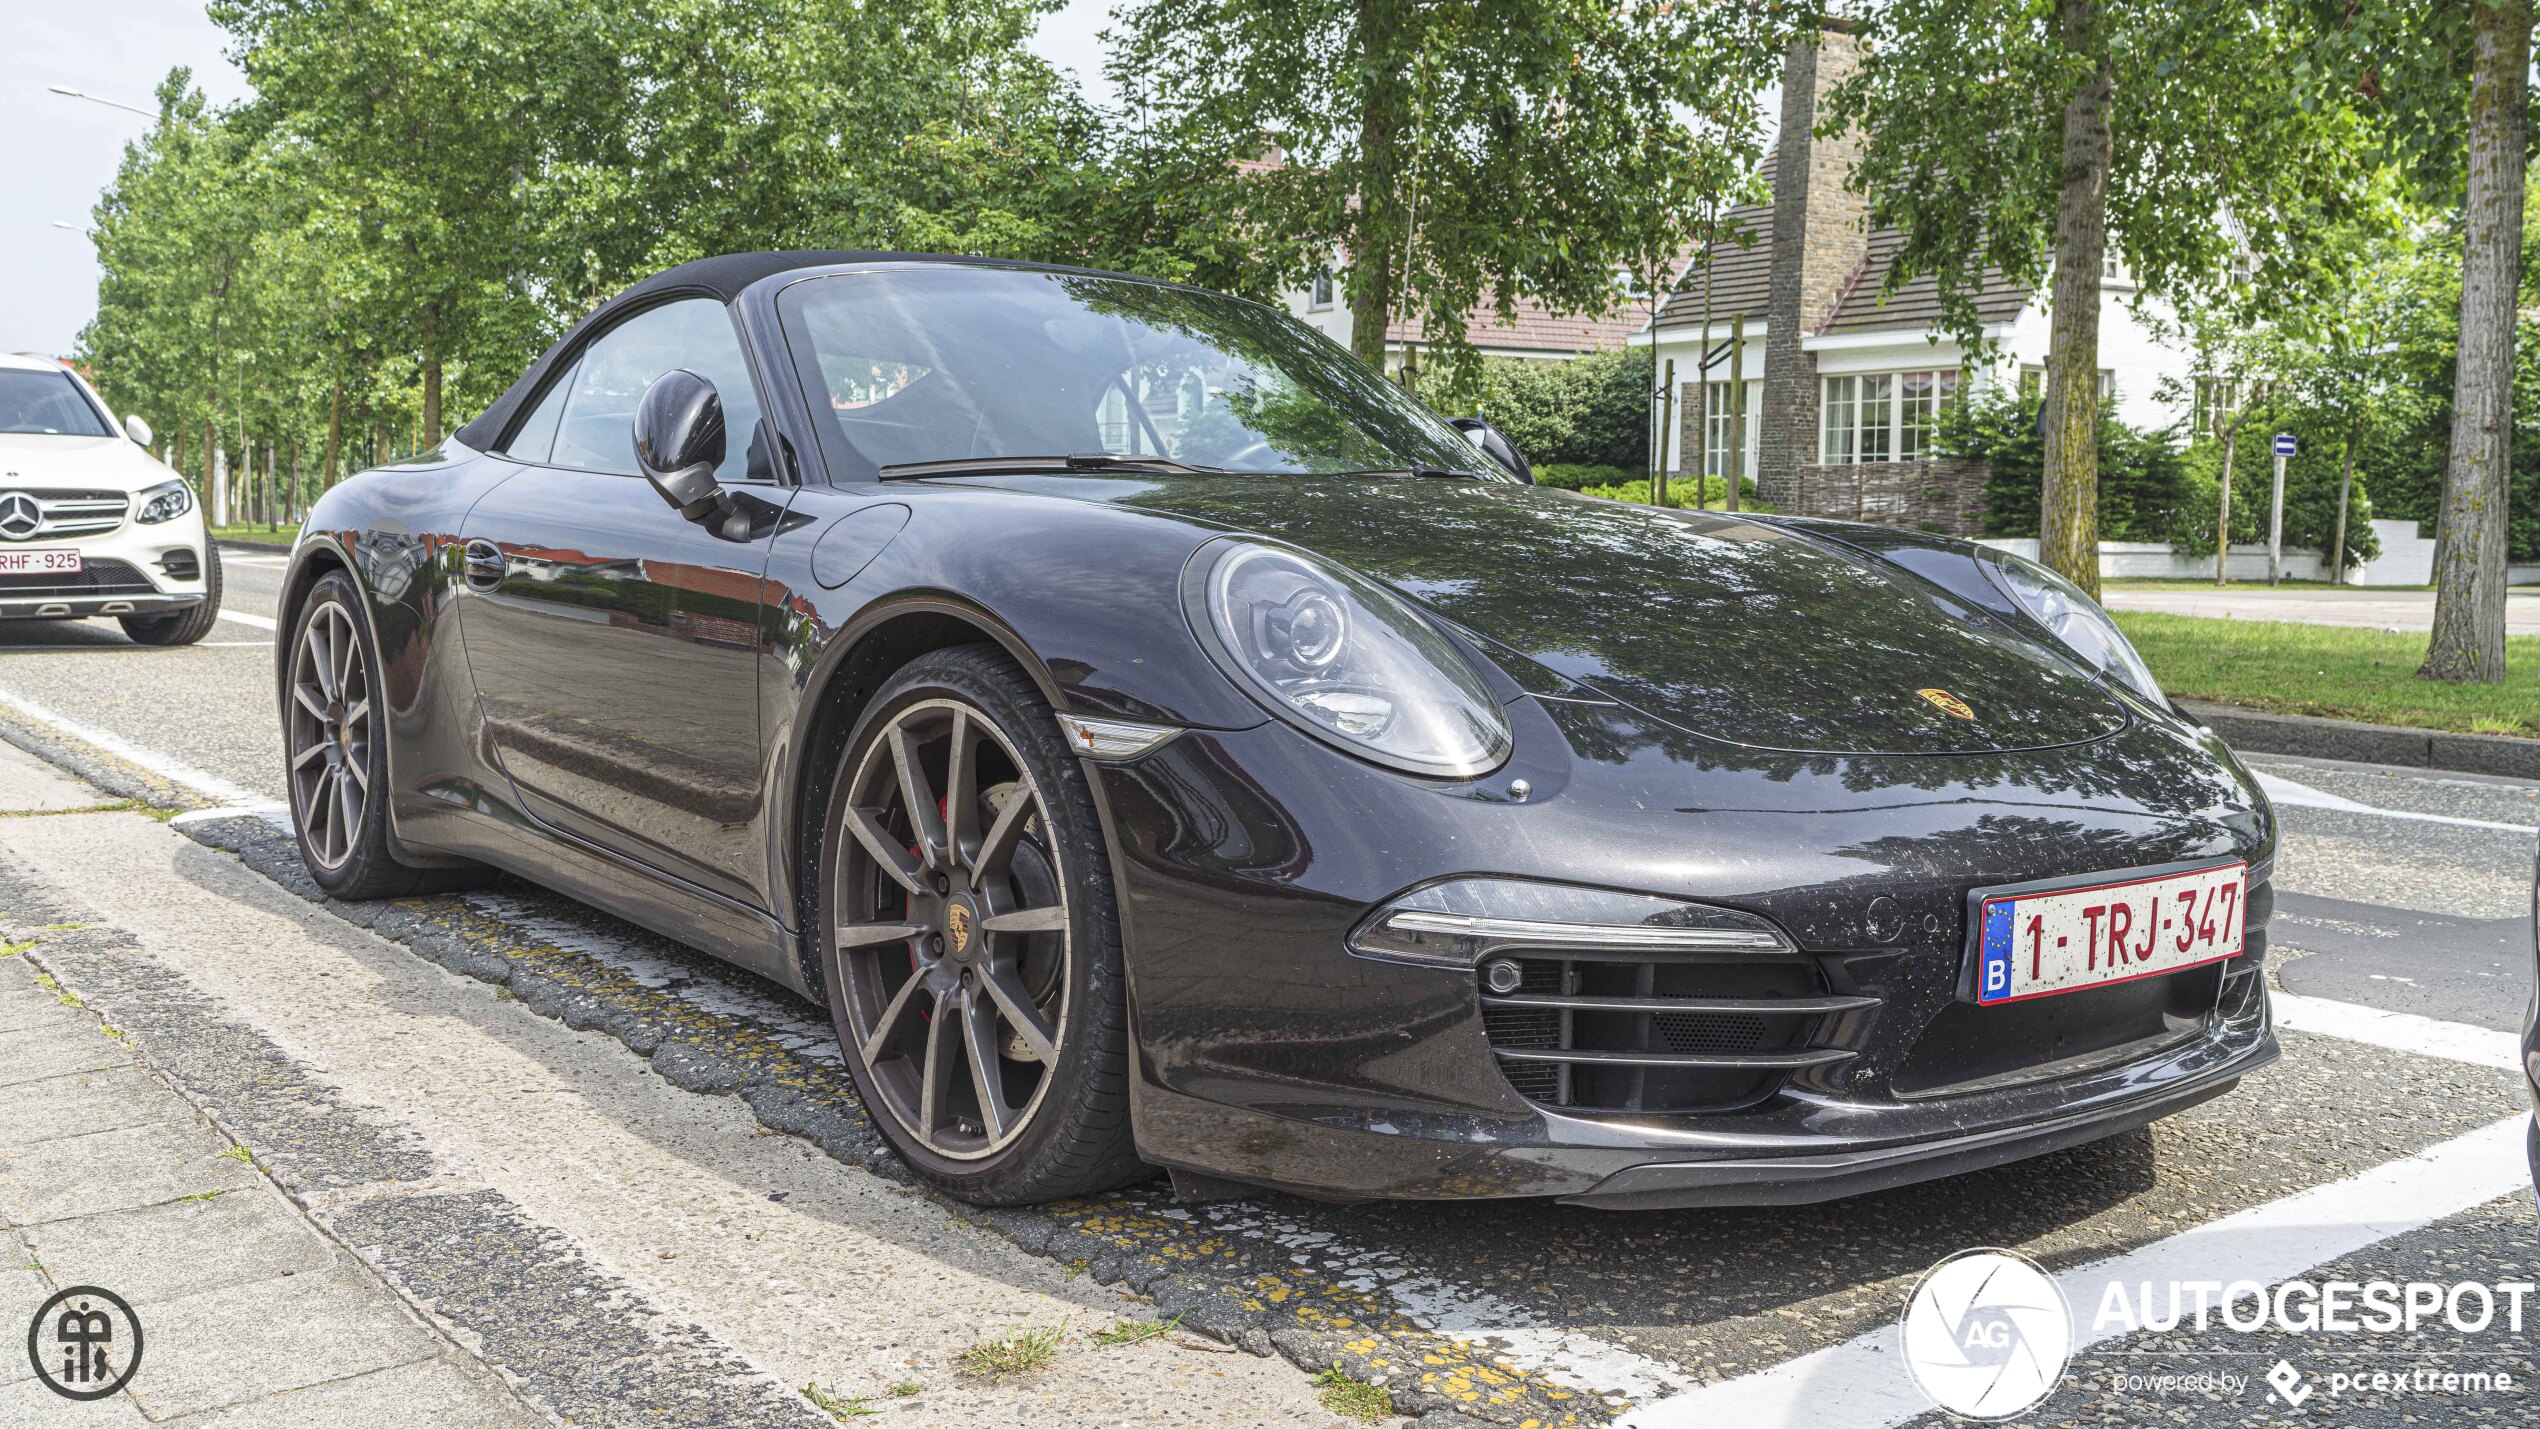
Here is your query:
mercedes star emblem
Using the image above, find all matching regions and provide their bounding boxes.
[0,493,42,541]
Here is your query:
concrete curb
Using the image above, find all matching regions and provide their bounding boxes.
[2180,700,2540,781]
[214,536,296,555]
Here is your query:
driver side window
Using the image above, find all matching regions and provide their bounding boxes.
[545,298,770,481]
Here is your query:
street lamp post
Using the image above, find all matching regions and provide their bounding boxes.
[47,85,156,119]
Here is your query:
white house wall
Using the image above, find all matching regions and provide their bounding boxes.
[1645,278,2194,474]
[1997,283,2192,433]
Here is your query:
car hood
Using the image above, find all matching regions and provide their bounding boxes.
[950,473,2132,756]
[0,434,168,494]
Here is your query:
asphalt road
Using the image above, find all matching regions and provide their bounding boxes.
[2099,583,2540,635]
[0,542,2533,1428]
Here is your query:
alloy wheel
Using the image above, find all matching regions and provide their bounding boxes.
[833,699,1071,1161]
[286,602,373,870]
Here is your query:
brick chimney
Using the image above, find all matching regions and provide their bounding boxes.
[1756,19,1868,510]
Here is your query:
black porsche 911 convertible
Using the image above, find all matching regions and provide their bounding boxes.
[276,250,2278,1208]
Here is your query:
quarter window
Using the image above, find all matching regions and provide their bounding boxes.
[547,298,769,481]
[502,359,577,465]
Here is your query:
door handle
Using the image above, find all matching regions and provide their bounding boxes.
[462,539,507,590]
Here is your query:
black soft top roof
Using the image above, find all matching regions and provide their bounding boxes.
[451,249,994,453]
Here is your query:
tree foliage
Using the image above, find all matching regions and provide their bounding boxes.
[1825,0,2381,597]
[1107,0,1795,404]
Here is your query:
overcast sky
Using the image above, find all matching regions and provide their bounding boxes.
[0,0,1117,360]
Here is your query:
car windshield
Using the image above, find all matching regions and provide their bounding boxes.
[0,370,112,437]
[776,266,1501,483]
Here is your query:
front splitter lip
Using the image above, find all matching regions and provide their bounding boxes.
[1562,1029,2278,1210]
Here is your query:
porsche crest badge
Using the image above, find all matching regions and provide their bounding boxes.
[1916,688,1975,720]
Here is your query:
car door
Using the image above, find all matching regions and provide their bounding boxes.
[456,295,790,910]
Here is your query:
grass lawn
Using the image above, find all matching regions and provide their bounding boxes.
[206,523,298,546]
[2101,577,2436,593]
[2112,611,2540,738]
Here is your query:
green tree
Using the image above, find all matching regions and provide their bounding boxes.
[1826,0,2378,599]
[1108,0,1794,404]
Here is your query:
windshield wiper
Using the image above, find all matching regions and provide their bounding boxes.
[1322,466,1489,481]
[877,453,1227,480]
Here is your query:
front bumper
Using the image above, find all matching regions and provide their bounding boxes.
[1093,695,2280,1204]
[0,499,210,619]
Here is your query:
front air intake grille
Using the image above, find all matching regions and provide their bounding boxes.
[1478,951,1870,1114]
[0,559,154,597]
[0,489,127,541]
[158,548,200,582]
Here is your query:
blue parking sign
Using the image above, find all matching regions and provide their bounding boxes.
[2273,433,2298,457]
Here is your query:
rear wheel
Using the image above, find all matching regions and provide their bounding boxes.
[818,646,1145,1204]
[120,545,222,646]
[284,572,481,897]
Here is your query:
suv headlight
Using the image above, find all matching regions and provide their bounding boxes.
[135,479,193,524]
[1188,540,1511,778]
[1981,549,2162,703]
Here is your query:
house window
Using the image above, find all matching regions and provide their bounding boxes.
[1821,369,1959,464]
[2017,365,2114,402]
[1703,380,1762,478]
[1899,369,1959,460]
[2193,377,2241,436]
[1309,271,1335,311]
[1821,376,1857,465]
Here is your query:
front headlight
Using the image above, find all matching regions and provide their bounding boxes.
[135,479,193,524]
[1190,540,1511,777]
[1982,549,2162,703]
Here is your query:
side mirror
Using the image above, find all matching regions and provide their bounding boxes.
[633,369,728,521]
[1450,416,1532,484]
[123,415,153,448]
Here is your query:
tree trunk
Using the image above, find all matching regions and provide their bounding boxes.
[2039,0,2114,599]
[325,374,343,490]
[2215,423,2236,585]
[2420,0,2531,684]
[1347,0,1413,371]
[1693,222,1717,509]
[422,311,442,442]
[2329,414,2360,585]
[1728,315,1747,513]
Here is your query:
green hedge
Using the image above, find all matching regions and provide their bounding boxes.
[1471,348,1652,471]
[1579,477,1773,511]
[1533,462,1642,491]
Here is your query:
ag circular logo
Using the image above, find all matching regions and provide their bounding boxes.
[28,1285,144,1400]
[1899,1248,2070,1420]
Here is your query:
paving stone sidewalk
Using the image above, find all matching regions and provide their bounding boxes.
[0,745,539,1428]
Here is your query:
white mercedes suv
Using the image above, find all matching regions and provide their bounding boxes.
[0,354,218,645]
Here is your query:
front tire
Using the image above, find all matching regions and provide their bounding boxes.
[283,572,479,898]
[120,545,222,646]
[818,645,1146,1204]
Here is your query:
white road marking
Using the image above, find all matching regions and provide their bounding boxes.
[2271,989,2523,1071]
[0,685,279,810]
[217,609,280,632]
[1615,1114,2533,1429]
[2253,767,2535,836]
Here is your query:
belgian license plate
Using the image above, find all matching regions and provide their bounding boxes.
[0,548,79,575]
[1971,862,2246,1005]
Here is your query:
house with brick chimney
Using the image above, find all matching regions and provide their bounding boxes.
[1641,21,2195,536]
